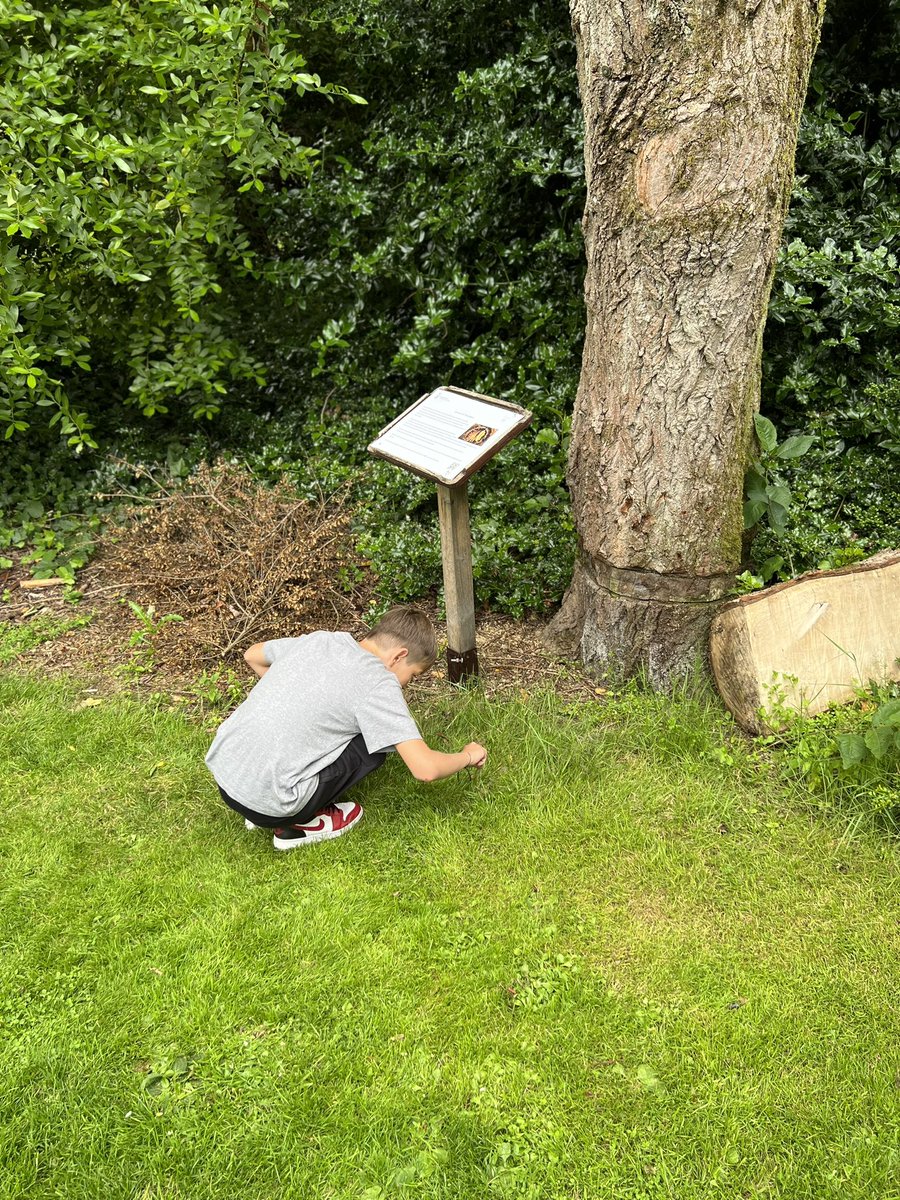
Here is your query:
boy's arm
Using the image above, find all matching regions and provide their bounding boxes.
[243,643,270,678]
[396,738,487,783]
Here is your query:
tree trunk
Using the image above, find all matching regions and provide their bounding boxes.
[549,0,824,687]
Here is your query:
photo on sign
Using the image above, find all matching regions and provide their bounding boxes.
[459,424,495,446]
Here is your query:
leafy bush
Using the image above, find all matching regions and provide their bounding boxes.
[755,0,900,571]
[750,440,900,578]
[744,413,815,536]
[837,696,900,772]
[0,443,114,580]
[1,0,898,616]
[0,0,361,444]
[231,0,584,612]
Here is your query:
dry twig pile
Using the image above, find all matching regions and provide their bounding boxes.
[94,463,370,668]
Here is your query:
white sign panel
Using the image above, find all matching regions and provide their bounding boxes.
[368,386,531,486]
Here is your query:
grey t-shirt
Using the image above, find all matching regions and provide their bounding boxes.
[205,632,421,818]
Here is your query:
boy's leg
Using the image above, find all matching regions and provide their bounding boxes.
[217,785,283,828]
[291,734,387,821]
[273,734,386,849]
[218,736,384,828]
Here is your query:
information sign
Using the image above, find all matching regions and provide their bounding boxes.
[367,384,533,682]
[368,386,532,487]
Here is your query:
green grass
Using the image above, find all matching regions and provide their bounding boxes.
[0,675,898,1200]
[0,612,93,665]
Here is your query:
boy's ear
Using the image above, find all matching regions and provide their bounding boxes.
[389,646,410,667]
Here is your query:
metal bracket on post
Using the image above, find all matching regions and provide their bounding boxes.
[436,482,479,683]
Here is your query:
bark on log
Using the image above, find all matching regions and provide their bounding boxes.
[549,0,824,687]
[710,550,900,732]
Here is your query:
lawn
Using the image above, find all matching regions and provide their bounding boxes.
[0,674,897,1200]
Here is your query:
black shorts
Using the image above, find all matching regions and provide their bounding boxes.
[217,734,387,827]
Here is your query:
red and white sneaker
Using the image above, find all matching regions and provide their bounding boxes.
[272,801,363,851]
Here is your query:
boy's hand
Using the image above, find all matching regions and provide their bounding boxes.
[397,738,486,782]
[464,742,487,769]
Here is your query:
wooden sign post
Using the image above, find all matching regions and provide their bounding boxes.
[368,385,532,682]
[436,481,479,679]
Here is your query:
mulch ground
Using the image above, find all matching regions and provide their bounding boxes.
[3,584,594,703]
[1,464,597,704]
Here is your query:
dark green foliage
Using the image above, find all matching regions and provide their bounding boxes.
[764,96,899,452]
[244,0,584,613]
[0,442,109,580]
[755,0,900,573]
[0,0,361,444]
[750,444,900,577]
[1,0,897,611]
[837,696,900,772]
[743,414,816,535]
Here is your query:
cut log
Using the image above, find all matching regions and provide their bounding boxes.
[710,550,900,732]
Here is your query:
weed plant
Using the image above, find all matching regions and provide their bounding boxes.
[754,679,900,832]
[0,676,897,1199]
[120,600,184,678]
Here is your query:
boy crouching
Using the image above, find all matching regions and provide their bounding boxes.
[206,606,487,850]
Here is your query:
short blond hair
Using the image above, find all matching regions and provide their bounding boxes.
[369,606,437,669]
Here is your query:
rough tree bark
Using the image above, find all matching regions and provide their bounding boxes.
[548,0,825,687]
